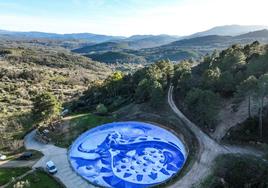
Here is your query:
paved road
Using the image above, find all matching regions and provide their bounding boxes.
[167,86,264,188]
[24,130,94,188]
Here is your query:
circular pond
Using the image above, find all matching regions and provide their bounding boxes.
[69,121,187,188]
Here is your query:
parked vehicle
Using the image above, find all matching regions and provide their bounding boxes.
[61,109,69,117]
[0,154,7,160]
[18,152,33,160]
[46,161,57,174]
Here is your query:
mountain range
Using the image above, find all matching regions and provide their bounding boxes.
[74,29,268,64]
[186,25,268,38]
[0,30,125,43]
[1,25,268,64]
[1,25,267,47]
[71,25,268,53]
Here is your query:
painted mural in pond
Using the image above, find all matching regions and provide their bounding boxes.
[69,121,187,188]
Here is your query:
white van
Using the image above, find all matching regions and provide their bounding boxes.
[0,154,7,160]
[46,161,57,174]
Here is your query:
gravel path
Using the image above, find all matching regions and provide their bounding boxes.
[24,130,94,188]
[167,86,264,188]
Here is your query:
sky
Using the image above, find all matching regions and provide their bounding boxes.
[0,0,268,36]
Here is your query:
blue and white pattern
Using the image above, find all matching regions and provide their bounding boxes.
[69,121,187,188]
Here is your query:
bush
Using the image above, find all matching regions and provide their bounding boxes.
[185,88,220,129]
[32,92,62,123]
[96,104,108,114]
[13,180,30,188]
[200,154,268,188]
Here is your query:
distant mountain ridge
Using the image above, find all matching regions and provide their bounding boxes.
[235,29,268,39]
[0,29,125,43]
[125,35,155,41]
[187,25,268,38]
[0,29,180,49]
[72,35,181,53]
[169,35,232,47]
[72,42,130,53]
[167,29,268,48]
[2,26,268,64]
[1,25,268,43]
[73,29,268,64]
[127,35,181,49]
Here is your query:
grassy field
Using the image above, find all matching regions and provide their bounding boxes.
[48,113,115,148]
[0,167,31,186]
[7,170,64,188]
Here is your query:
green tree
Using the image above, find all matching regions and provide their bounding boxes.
[96,103,108,114]
[32,92,62,123]
[256,74,268,138]
[202,67,221,90]
[150,80,164,107]
[218,71,236,95]
[134,78,164,107]
[236,76,258,118]
[155,60,174,87]
[104,71,124,97]
[247,49,268,77]
[144,64,162,82]
[134,78,151,103]
[185,88,219,129]
[108,71,123,81]
[173,61,192,92]
[218,46,246,72]
[243,41,261,57]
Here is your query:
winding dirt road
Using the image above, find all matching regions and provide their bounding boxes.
[168,86,264,188]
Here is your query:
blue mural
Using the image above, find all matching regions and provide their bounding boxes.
[69,121,187,188]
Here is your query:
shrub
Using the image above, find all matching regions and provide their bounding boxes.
[32,92,62,123]
[96,104,108,114]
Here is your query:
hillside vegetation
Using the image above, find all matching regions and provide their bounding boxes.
[73,60,174,112]
[172,41,268,141]
[85,51,147,64]
[72,41,268,188]
[199,154,268,188]
[75,41,268,144]
[72,42,130,53]
[0,46,111,151]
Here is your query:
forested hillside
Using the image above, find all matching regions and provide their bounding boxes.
[85,51,147,64]
[75,41,268,144]
[172,41,268,142]
[73,60,174,112]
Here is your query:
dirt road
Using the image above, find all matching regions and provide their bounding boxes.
[168,86,263,187]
